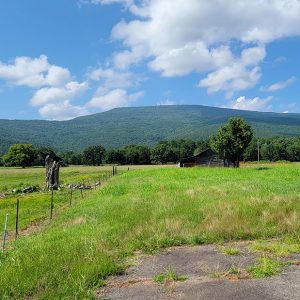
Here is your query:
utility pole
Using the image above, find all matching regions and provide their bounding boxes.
[257,139,260,163]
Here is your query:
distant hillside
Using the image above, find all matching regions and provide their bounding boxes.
[1,105,300,154]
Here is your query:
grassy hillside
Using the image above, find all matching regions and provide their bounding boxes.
[1,105,300,154]
[0,164,300,298]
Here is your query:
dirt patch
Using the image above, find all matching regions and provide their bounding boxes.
[97,242,300,300]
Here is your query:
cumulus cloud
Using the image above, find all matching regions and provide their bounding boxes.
[0,55,71,88]
[88,67,142,89]
[39,100,89,120]
[31,81,89,106]
[0,54,92,120]
[226,96,273,111]
[87,88,144,111]
[99,0,300,95]
[261,76,296,92]
[199,46,266,98]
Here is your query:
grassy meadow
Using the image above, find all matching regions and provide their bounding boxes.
[0,166,119,234]
[0,163,299,298]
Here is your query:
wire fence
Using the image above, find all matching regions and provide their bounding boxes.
[1,166,128,254]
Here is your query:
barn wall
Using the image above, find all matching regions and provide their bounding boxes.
[179,149,232,168]
[195,152,224,167]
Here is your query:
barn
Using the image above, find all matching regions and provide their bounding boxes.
[178,148,232,168]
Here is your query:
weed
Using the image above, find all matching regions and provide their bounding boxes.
[251,238,300,257]
[221,247,240,255]
[248,256,283,278]
[153,266,188,284]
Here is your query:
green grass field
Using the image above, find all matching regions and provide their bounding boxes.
[0,166,122,234]
[0,164,299,298]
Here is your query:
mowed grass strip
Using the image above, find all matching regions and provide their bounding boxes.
[0,165,300,299]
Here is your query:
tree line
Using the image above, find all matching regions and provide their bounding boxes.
[1,136,300,168]
[1,117,300,168]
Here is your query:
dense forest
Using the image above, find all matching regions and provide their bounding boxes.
[1,137,300,167]
[1,105,300,155]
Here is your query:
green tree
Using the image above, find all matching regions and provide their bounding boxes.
[123,145,151,165]
[151,143,176,164]
[3,144,37,168]
[194,140,210,156]
[82,145,106,165]
[34,146,57,166]
[286,137,300,161]
[210,117,253,167]
[69,153,83,165]
[105,149,126,165]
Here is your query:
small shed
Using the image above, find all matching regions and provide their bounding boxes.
[178,148,232,168]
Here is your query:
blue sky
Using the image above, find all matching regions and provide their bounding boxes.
[0,0,300,120]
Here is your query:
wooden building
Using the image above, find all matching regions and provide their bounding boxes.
[178,148,232,168]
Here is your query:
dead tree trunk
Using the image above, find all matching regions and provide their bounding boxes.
[45,155,60,190]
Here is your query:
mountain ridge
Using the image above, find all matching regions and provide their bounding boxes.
[1,105,300,154]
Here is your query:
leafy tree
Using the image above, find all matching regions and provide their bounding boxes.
[286,137,300,161]
[170,139,196,161]
[105,149,126,165]
[3,144,37,168]
[34,146,57,166]
[122,145,151,165]
[194,140,210,155]
[210,117,253,167]
[82,145,106,165]
[151,143,176,164]
[69,153,83,165]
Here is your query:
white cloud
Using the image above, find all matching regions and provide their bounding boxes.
[88,67,141,89]
[39,100,89,120]
[226,96,273,111]
[157,99,176,106]
[83,0,148,16]
[261,76,296,92]
[87,88,143,111]
[199,46,265,98]
[31,81,89,106]
[101,0,300,95]
[0,55,71,88]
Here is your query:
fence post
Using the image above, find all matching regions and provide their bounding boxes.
[15,199,19,239]
[50,188,54,219]
[2,213,9,253]
[80,187,83,199]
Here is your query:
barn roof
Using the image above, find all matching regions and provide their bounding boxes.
[179,148,213,163]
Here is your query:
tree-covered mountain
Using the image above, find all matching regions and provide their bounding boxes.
[1,105,300,154]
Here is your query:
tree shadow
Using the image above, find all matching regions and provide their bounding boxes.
[255,167,271,171]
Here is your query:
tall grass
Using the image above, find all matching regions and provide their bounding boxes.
[0,167,114,233]
[0,164,299,298]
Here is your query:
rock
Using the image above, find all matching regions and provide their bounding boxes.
[22,186,34,193]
